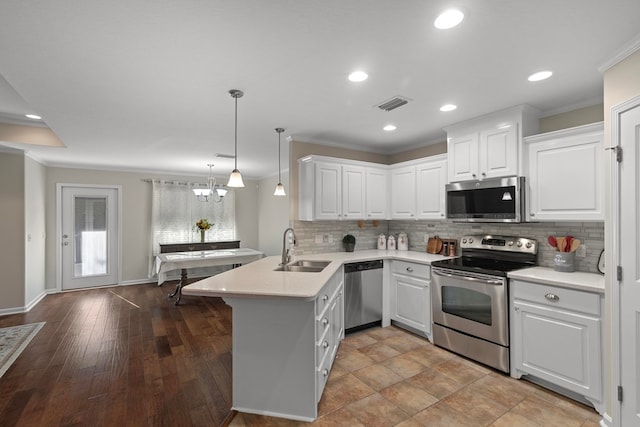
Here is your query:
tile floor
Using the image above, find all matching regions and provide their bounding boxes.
[230,326,601,427]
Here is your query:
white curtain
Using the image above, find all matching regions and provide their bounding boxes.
[148,180,236,277]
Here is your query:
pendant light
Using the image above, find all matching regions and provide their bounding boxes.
[273,128,286,196]
[227,89,245,187]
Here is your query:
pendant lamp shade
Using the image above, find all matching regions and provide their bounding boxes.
[227,89,245,188]
[273,127,286,196]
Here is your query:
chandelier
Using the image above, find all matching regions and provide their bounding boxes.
[193,164,228,202]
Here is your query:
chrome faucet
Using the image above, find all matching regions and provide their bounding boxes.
[281,227,297,266]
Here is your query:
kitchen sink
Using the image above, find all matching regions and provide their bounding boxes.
[273,260,331,272]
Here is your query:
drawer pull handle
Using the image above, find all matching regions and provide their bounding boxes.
[322,318,329,326]
[323,340,329,348]
[322,294,329,301]
[323,368,329,377]
[545,293,559,301]
[406,267,414,272]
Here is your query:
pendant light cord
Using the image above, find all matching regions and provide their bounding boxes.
[234,95,238,170]
[278,131,281,182]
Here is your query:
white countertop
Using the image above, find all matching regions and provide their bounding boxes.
[181,249,448,300]
[508,266,605,293]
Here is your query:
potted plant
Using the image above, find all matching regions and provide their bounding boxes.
[195,218,213,242]
[343,234,356,252]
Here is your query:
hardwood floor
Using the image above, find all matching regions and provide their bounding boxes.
[0,282,234,427]
[1,284,601,427]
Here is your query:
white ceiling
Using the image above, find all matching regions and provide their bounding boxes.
[0,1,638,179]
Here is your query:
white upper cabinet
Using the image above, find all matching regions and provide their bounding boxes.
[341,165,366,220]
[445,105,540,183]
[365,167,388,219]
[390,166,416,219]
[416,157,447,219]
[298,156,385,221]
[390,154,447,220]
[524,122,604,221]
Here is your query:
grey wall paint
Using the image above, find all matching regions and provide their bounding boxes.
[258,171,290,256]
[24,156,46,305]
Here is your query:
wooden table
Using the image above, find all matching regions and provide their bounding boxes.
[154,248,264,304]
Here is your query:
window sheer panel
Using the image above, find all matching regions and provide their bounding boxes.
[148,180,236,278]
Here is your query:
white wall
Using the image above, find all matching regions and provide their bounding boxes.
[0,150,25,311]
[257,171,290,256]
[24,155,46,305]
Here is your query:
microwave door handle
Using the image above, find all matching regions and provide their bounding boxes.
[432,269,504,286]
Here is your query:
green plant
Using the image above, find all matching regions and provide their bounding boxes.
[342,234,356,244]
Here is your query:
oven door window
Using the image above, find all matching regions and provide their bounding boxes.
[442,286,492,325]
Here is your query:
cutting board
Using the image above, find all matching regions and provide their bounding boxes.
[427,236,443,254]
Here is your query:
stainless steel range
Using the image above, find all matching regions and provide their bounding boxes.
[430,235,537,373]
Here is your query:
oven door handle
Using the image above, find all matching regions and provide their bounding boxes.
[432,269,504,286]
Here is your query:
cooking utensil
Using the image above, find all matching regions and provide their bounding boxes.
[556,237,565,252]
[548,236,557,250]
[564,236,573,252]
[570,238,581,253]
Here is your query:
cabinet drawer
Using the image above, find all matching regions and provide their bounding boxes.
[316,271,342,315]
[512,280,601,316]
[391,260,430,278]
[316,351,332,402]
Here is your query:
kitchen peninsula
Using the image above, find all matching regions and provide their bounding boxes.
[181,250,447,421]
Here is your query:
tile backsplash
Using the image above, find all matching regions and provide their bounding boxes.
[292,219,604,274]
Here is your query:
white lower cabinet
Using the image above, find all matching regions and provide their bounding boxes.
[510,280,604,414]
[389,261,431,339]
[226,268,344,422]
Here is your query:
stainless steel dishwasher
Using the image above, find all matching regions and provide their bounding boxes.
[344,259,383,333]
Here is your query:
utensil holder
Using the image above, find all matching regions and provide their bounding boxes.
[553,252,575,272]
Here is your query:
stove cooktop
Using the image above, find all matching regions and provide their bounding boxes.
[431,256,534,277]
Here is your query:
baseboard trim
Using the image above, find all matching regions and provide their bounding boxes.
[24,291,48,312]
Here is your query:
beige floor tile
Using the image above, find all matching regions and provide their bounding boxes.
[382,353,429,379]
[342,331,378,349]
[313,407,366,427]
[317,373,375,416]
[466,373,531,409]
[366,326,402,341]
[379,381,439,415]
[357,343,401,362]
[381,333,428,353]
[232,413,302,426]
[344,393,410,427]
[393,418,424,427]
[353,363,404,391]
[333,347,375,372]
[411,401,482,427]
[489,411,540,427]
[406,367,466,400]
[433,358,488,385]
[402,344,454,368]
[509,395,587,427]
[443,385,509,425]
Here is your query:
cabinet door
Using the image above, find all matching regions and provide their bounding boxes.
[390,166,416,219]
[330,282,344,361]
[480,125,518,179]
[527,129,603,221]
[314,162,341,220]
[390,273,430,334]
[416,159,447,220]
[365,167,388,219]
[448,133,479,182]
[513,301,602,400]
[342,165,366,220]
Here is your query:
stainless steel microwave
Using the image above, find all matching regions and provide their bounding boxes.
[445,176,525,223]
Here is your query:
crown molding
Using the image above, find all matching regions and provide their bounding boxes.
[598,33,640,73]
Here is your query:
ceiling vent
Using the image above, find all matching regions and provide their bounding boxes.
[376,96,411,112]
[215,153,236,159]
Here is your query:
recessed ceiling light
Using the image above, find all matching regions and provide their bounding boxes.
[440,104,457,112]
[383,124,397,131]
[528,70,553,82]
[25,114,41,120]
[348,71,368,82]
[434,9,464,29]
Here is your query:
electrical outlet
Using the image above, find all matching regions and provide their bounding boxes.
[315,235,323,244]
[424,234,429,243]
[327,235,333,243]
[576,244,587,258]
